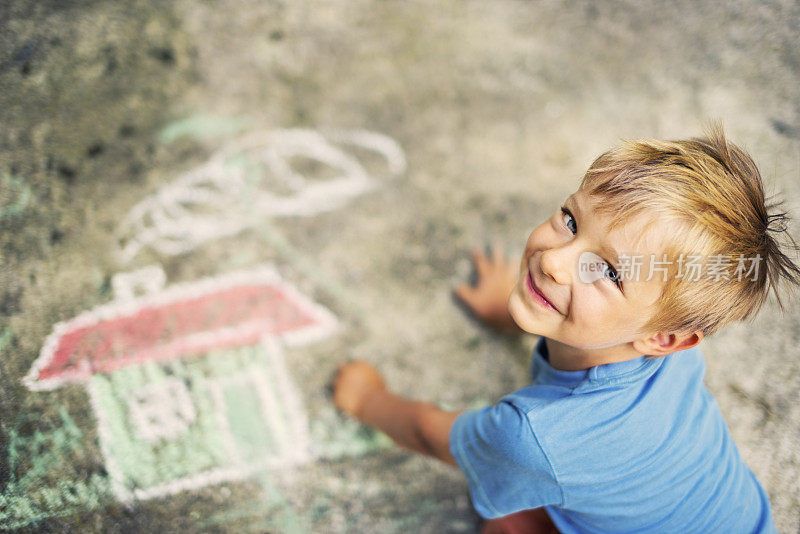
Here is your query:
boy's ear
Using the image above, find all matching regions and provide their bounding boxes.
[632,330,703,357]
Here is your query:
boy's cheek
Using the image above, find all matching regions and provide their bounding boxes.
[579,307,643,342]
[572,299,627,335]
[571,292,604,321]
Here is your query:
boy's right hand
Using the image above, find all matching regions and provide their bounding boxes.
[454,245,521,332]
[333,361,387,421]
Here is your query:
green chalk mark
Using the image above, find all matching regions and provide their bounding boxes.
[7,406,84,486]
[222,153,251,170]
[139,359,160,384]
[92,372,157,488]
[186,369,230,468]
[200,497,300,531]
[0,171,31,219]
[91,359,231,490]
[0,475,111,529]
[0,327,13,355]
[200,469,310,533]
[256,472,310,534]
[309,400,487,461]
[157,114,250,145]
[223,378,276,462]
[1,406,112,529]
[205,344,252,376]
[85,345,306,496]
[310,406,392,460]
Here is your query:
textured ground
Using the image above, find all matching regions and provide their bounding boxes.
[1,1,799,532]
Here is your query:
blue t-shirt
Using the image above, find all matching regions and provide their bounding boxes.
[450,338,776,533]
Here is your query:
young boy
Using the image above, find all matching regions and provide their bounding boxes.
[333,128,799,532]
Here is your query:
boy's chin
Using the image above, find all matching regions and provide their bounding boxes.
[507,291,543,335]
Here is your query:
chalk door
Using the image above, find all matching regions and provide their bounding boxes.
[209,338,312,467]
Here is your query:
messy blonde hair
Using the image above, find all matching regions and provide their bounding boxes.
[581,125,800,336]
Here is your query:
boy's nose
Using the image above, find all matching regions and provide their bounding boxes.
[540,246,574,286]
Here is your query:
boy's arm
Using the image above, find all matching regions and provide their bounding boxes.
[454,246,522,333]
[332,245,518,464]
[333,361,460,466]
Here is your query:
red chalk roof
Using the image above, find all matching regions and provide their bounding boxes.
[25,268,336,390]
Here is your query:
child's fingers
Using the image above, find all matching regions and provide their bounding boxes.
[491,241,505,265]
[470,246,490,276]
[454,283,477,305]
[331,364,345,388]
[454,285,486,317]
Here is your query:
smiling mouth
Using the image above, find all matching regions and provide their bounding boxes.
[526,271,559,313]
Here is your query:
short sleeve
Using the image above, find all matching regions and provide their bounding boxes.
[449,400,563,518]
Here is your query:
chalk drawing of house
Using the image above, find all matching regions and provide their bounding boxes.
[23,265,337,501]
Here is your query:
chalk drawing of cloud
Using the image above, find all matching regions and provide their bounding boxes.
[117,129,406,262]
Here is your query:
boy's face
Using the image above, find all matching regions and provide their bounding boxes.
[508,188,672,351]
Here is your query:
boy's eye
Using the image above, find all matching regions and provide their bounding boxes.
[603,263,623,289]
[561,208,577,234]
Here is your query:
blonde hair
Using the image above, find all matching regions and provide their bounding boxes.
[580,125,800,336]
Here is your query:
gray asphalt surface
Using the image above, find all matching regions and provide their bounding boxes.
[1,1,799,531]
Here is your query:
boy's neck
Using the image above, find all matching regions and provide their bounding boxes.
[544,337,644,372]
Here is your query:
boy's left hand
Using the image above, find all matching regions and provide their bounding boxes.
[455,244,521,332]
[333,361,386,420]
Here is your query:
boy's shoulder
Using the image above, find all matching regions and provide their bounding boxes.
[450,339,775,531]
[500,339,710,462]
